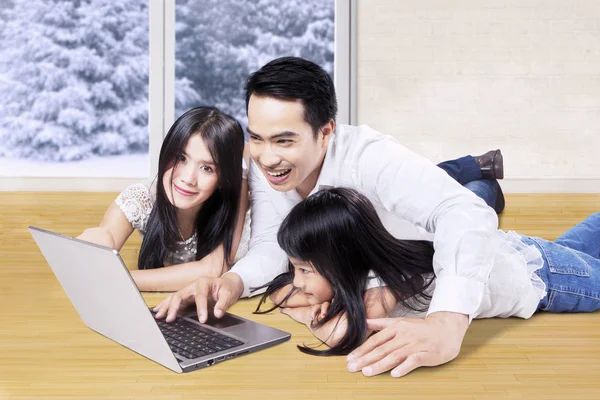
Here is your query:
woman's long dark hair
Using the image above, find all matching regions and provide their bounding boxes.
[138,107,244,271]
[255,187,435,356]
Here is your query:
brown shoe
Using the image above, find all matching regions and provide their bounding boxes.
[474,149,504,180]
[494,181,505,214]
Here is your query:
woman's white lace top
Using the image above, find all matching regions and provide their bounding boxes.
[115,183,250,267]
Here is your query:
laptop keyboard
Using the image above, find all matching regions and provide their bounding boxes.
[155,316,244,360]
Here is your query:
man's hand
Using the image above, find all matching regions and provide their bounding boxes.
[346,311,469,378]
[153,273,244,323]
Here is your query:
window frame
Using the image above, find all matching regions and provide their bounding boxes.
[0,0,356,191]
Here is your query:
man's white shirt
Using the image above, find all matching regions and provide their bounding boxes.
[228,124,500,319]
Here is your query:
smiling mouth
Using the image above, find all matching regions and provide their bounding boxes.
[173,184,197,196]
[266,168,291,177]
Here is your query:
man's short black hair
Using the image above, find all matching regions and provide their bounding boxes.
[245,57,338,137]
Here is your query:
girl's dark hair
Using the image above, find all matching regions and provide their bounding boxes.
[255,187,434,356]
[138,106,245,272]
[245,56,337,138]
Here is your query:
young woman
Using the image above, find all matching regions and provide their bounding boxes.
[256,187,600,356]
[78,106,248,291]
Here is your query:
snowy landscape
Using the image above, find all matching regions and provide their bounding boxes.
[0,0,334,178]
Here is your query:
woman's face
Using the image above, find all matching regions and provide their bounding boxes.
[162,134,219,213]
[290,257,334,305]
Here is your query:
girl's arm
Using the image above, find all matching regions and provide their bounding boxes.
[280,304,348,347]
[281,287,399,348]
[269,283,312,308]
[363,286,398,320]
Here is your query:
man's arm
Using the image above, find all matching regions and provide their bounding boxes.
[225,159,289,298]
[154,160,289,322]
[348,128,498,376]
[355,129,498,319]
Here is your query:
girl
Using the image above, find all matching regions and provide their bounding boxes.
[78,106,248,291]
[257,187,600,356]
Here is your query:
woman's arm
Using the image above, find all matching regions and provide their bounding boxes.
[78,198,234,292]
[130,246,227,292]
[77,202,134,250]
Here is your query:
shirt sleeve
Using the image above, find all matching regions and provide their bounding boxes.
[242,157,248,180]
[225,160,289,298]
[114,183,153,232]
[355,132,498,321]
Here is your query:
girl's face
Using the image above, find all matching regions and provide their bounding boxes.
[162,134,219,213]
[290,257,334,305]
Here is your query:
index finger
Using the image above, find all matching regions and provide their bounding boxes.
[213,285,237,318]
[194,279,211,323]
[165,283,196,322]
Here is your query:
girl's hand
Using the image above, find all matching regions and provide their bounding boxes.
[309,301,331,323]
[280,300,333,325]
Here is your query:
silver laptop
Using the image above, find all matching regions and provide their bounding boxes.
[29,226,291,373]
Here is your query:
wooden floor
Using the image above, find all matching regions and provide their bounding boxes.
[1,192,599,400]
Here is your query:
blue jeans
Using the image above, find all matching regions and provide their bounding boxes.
[437,156,499,210]
[520,212,600,313]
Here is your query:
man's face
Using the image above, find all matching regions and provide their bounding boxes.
[247,95,331,195]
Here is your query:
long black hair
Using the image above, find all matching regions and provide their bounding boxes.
[138,106,245,271]
[255,187,435,356]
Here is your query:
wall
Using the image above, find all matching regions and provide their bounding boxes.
[357,0,600,192]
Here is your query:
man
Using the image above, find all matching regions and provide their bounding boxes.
[155,57,502,378]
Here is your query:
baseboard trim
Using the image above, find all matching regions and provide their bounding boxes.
[1,177,600,194]
[500,178,600,194]
[0,177,140,192]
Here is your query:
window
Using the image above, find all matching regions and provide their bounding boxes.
[0,0,150,182]
[0,0,354,190]
[173,0,335,128]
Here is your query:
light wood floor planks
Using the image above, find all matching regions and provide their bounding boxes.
[1,192,599,400]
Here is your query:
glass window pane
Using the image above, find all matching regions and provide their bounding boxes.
[0,0,149,178]
[174,0,335,127]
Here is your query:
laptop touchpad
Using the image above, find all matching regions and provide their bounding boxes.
[191,312,245,329]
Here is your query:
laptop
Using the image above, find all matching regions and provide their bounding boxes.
[29,226,291,373]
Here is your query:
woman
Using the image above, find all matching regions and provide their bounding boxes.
[78,106,248,291]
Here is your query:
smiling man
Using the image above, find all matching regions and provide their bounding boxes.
[156,57,501,378]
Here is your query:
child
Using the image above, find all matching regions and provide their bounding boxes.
[78,106,248,291]
[257,187,600,356]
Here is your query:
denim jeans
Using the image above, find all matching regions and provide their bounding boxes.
[520,212,600,313]
[437,156,498,209]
